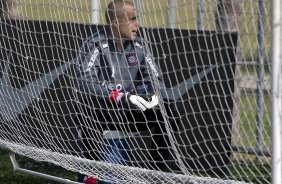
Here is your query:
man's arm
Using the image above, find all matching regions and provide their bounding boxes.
[136,49,163,109]
[75,41,110,101]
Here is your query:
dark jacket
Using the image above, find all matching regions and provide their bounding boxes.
[75,29,162,105]
[74,29,164,131]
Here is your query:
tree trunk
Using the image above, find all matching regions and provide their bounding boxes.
[215,0,242,148]
[0,0,22,19]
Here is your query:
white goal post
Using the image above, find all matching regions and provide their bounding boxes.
[0,0,280,184]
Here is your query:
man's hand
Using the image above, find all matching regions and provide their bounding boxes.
[128,94,159,111]
[109,90,125,103]
[109,90,159,111]
[129,95,150,111]
[147,95,159,109]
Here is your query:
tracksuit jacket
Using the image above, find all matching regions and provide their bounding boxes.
[75,29,162,105]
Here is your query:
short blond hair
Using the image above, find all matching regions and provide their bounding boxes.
[105,0,135,24]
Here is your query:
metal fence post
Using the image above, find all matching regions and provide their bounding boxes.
[197,0,205,30]
[256,0,265,155]
[167,0,176,28]
[91,0,100,24]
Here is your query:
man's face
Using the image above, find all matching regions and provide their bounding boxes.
[115,5,139,40]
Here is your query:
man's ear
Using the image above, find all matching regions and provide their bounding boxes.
[112,19,119,27]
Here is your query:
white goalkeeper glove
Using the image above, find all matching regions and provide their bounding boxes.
[129,94,159,111]
[147,95,159,109]
[129,95,149,111]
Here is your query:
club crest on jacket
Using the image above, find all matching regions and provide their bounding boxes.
[126,52,138,66]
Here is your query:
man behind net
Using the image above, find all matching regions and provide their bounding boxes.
[75,0,179,183]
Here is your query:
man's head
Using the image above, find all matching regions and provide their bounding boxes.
[106,0,139,41]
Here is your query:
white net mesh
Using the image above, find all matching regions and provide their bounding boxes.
[0,0,275,183]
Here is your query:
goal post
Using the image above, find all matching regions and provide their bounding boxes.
[270,0,282,183]
[0,0,279,184]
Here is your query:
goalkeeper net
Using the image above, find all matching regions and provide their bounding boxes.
[0,0,277,183]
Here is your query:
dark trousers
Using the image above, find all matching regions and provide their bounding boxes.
[77,98,180,171]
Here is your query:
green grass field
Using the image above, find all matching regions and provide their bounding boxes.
[0,149,77,184]
[0,149,271,184]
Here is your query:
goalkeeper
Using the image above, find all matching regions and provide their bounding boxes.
[75,0,178,183]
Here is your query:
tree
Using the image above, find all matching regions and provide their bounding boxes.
[215,0,243,146]
[0,0,22,19]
